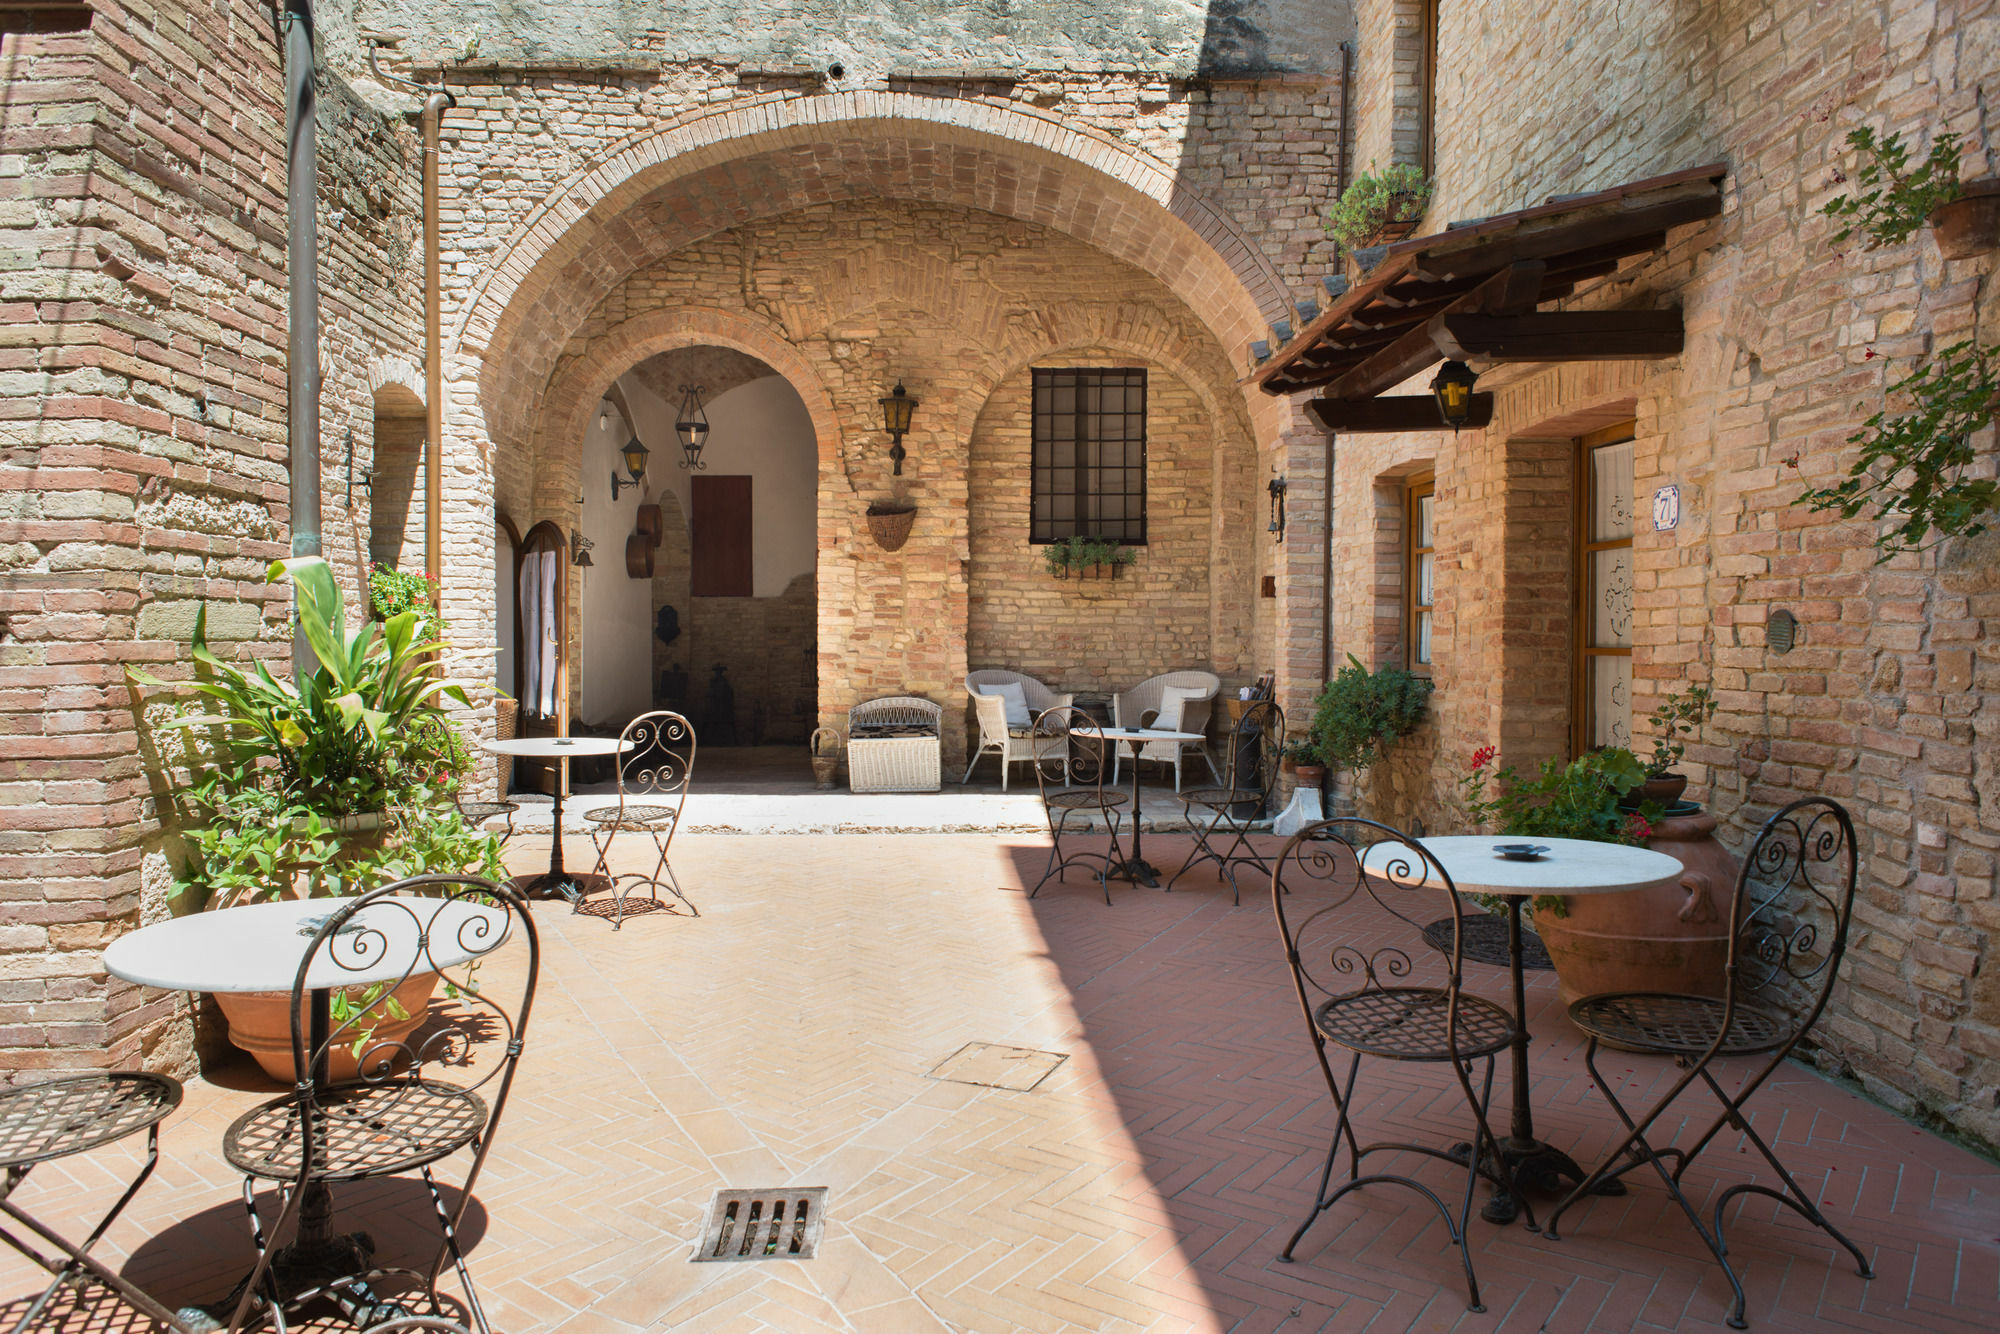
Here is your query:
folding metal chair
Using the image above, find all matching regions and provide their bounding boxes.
[1028,706,1127,905]
[582,709,697,928]
[1169,699,1283,902]
[1270,818,1525,1312]
[1543,797,1871,1328]
[0,1072,183,1331]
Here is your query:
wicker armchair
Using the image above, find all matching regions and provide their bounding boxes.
[963,671,1073,789]
[1110,670,1221,790]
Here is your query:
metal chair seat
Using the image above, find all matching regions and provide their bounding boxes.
[0,1073,180,1169]
[1179,785,1256,810]
[1044,789,1128,812]
[1568,992,1791,1057]
[583,803,679,831]
[223,1078,488,1183]
[456,800,518,824]
[1314,988,1517,1062]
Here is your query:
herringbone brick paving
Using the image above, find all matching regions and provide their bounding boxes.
[3,832,1995,1332]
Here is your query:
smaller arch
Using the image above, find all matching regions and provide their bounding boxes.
[367,355,426,414]
[531,307,845,518]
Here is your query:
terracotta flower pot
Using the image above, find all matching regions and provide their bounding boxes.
[1627,772,1688,808]
[1293,764,1326,787]
[214,970,440,1083]
[1533,809,1737,1025]
[1931,179,2000,260]
[865,504,917,552]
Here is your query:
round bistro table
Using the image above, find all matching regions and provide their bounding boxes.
[1090,726,1207,888]
[1363,835,1684,1224]
[479,735,631,902]
[103,895,510,1329]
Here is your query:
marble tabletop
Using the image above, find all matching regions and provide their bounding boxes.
[1363,835,1684,898]
[479,736,632,758]
[103,896,510,994]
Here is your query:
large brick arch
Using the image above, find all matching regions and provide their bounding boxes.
[458,93,1294,459]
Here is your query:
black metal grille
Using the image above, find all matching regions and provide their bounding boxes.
[1031,368,1147,544]
[695,1187,828,1262]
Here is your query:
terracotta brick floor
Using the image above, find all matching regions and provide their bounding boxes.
[5,832,1997,1332]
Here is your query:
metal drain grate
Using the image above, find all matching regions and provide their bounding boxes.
[694,1187,829,1262]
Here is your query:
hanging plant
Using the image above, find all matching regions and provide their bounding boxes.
[1324,162,1434,251]
[1801,340,2000,560]
[1819,126,1963,249]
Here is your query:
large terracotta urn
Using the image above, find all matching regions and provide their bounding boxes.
[1535,810,1738,1010]
[214,971,440,1083]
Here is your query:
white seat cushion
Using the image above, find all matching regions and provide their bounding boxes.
[976,682,1033,728]
[1154,684,1210,733]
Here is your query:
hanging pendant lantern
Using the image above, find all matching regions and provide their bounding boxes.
[1429,360,1479,432]
[675,384,710,470]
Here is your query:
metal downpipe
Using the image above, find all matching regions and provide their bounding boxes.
[284,0,320,676]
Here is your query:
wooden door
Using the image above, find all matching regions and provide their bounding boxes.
[691,475,753,597]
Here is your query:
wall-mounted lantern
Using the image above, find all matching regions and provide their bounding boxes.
[1267,474,1288,542]
[611,435,650,499]
[675,385,709,470]
[880,381,918,476]
[1429,359,1479,431]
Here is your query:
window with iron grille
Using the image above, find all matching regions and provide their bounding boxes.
[1030,369,1147,544]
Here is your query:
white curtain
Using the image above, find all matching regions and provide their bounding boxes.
[519,549,560,717]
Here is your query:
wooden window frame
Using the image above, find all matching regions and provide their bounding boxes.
[1029,367,1149,545]
[1571,421,1636,757]
[1407,473,1435,676]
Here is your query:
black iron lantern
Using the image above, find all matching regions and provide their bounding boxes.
[880,381,918,476]
[1429,359,1478,431]
[675,384,710,471]
[611,435,650,499]
[1267,474,1287,542]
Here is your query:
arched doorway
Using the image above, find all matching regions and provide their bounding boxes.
[576,347,818,754]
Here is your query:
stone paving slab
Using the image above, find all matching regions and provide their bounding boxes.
[4,832,1995,1332]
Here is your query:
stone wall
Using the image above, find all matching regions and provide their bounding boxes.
[1331,0,2000,1145]
[0,4,425,1080]
[686,576,816,746]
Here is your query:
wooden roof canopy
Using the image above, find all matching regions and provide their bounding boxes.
[1251,163,1728,432]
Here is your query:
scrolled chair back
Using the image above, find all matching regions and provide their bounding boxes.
[288,873,538,1114]
[1032,705,1109,797]
[1225,699,1285,805]
[614,709,697,807]
[1723,796,1859,1045]
[1271,818,1486,1059]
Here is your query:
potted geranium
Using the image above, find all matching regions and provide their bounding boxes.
[1633,683,1716,808]
[132,557,499,1079]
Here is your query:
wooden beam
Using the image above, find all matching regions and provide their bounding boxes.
[1322,261,1544,399]
[1306,393,1495,433]
[1433,309,1684,361]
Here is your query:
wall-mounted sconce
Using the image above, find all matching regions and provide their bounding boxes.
[880,381,918,476]
[611,435,650,499]
[598,400,613,432]
[570,529,595,568]
[1430,359,1479,431]
[675,384,710,470]
[1267,474,1288,542]
[343,427,372,506]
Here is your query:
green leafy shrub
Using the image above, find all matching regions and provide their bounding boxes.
[1324,162,1433,250]
[1458,745,1655,916]
[1309,654,1433,775]
[1820,126,1963,249]
[1801,339,2000,560]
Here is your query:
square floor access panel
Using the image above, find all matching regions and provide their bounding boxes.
[928,1042,1067,1092]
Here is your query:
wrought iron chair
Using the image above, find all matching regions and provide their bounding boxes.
[0,1072,184,1330]
[454,797,518,849]
[1169,699,1283,903]
[216,875,537,1334]
[1029,706,1127,905]
[582,710,697,929]
[1270,818,1525,1312]
[1543,797,1870,1329]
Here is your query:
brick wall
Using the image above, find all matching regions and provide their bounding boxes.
[1333,0,2000,1145]
[0,3,425,1080]
[686,576,816,746]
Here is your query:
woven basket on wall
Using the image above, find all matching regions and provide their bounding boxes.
[865,503,918,552]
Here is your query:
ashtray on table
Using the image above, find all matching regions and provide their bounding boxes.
[1492,843,1550,861]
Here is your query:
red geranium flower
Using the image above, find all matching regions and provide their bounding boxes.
[1470,745,1497,772]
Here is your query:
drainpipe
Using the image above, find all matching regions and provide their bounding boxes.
[422,90,452,610]
[284,0,320,675]
[1322,40,1354,686]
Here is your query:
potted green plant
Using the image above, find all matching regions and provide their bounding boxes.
[1458,745,1731,1008]
[1820,125,1998,258]
[1633,683,1716,807]
[1308,653,1433,781]
[1289,739,1326,788]
[1325,162,1434,266]
[131,557,498,1079]
[1042,536,1137,580]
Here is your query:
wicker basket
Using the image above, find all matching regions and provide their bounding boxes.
[809,726,840,791]
[846,695,942,792]
[493,698,519,796]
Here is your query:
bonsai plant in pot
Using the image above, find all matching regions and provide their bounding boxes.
[1458,745,1730,1009]
[1633,683,1716,808]
[132,557,500,1079]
